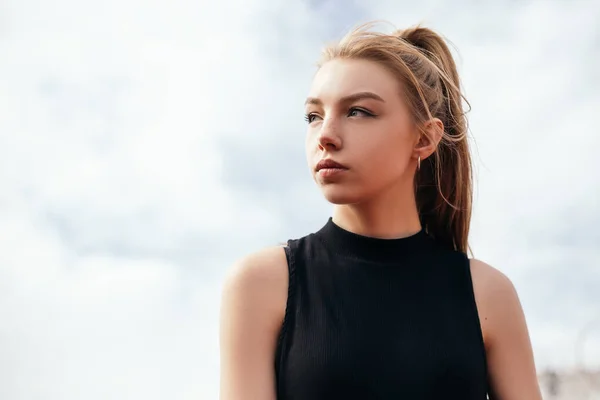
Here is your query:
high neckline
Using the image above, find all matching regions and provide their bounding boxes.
[315,217,433,263]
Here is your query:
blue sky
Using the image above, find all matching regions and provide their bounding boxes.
[0,0,599,398]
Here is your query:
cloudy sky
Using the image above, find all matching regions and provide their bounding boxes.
[0,0,599,398]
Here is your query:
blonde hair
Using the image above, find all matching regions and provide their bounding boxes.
[319,22,473,253]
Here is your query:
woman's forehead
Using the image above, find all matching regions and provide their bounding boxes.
[307,59,400,105]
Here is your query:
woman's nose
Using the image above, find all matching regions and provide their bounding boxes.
[317,119,342,151]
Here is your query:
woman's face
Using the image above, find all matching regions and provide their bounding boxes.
[305,58,419,205]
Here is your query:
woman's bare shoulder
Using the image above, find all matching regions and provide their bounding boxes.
[469,259,519,311]
[219,246,290,400]
[468,261,542,398]
[469,258,529,351]
[221,245,289,330]
[469,259,516,297]
[222,246,289,299]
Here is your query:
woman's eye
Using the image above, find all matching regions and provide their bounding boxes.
[348,108,373,117]
[305,108,373,123]
[304,113,320,123]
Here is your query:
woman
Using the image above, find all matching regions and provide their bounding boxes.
[220,22,542,399]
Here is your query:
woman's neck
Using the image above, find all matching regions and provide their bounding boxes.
[332,186,421,239]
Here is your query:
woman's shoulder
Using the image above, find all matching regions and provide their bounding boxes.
[219,247,291,399]
[468,258,524,348]
[222,245,289,302]
[468,262,542,397]
[221,246,289,328]
[469,258,518,304]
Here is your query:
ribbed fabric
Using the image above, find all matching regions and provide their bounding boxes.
[275,218,488,399]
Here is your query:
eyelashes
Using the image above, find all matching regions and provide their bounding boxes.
[304,107,376,124]
[304,113,316,123]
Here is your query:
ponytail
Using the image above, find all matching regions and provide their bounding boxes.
[398,26,473,253]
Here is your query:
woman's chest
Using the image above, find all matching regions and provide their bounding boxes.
[277,303,487,399]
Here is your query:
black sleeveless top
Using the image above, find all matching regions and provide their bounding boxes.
[275,218,488,399]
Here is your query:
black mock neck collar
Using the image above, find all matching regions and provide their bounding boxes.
[315,217,433,263]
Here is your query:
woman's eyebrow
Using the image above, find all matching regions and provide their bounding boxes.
[304,91,385,106]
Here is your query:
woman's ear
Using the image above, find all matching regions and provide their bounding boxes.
[414,118,443,161]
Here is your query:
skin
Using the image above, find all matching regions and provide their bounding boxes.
[220,58,542,400]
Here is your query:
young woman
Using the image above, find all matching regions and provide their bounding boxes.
[219,23,542,400]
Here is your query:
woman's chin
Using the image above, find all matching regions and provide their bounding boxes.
[319,186,363,205]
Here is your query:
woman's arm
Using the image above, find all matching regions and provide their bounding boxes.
[219,247,289,400]
[470,259,543,400]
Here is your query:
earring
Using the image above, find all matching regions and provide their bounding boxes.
[417,156,421,171]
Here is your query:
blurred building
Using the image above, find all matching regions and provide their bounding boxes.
[538,369,600,399]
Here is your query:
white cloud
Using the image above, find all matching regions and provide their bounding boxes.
[0,0,300,398]
[1,0,599,398]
